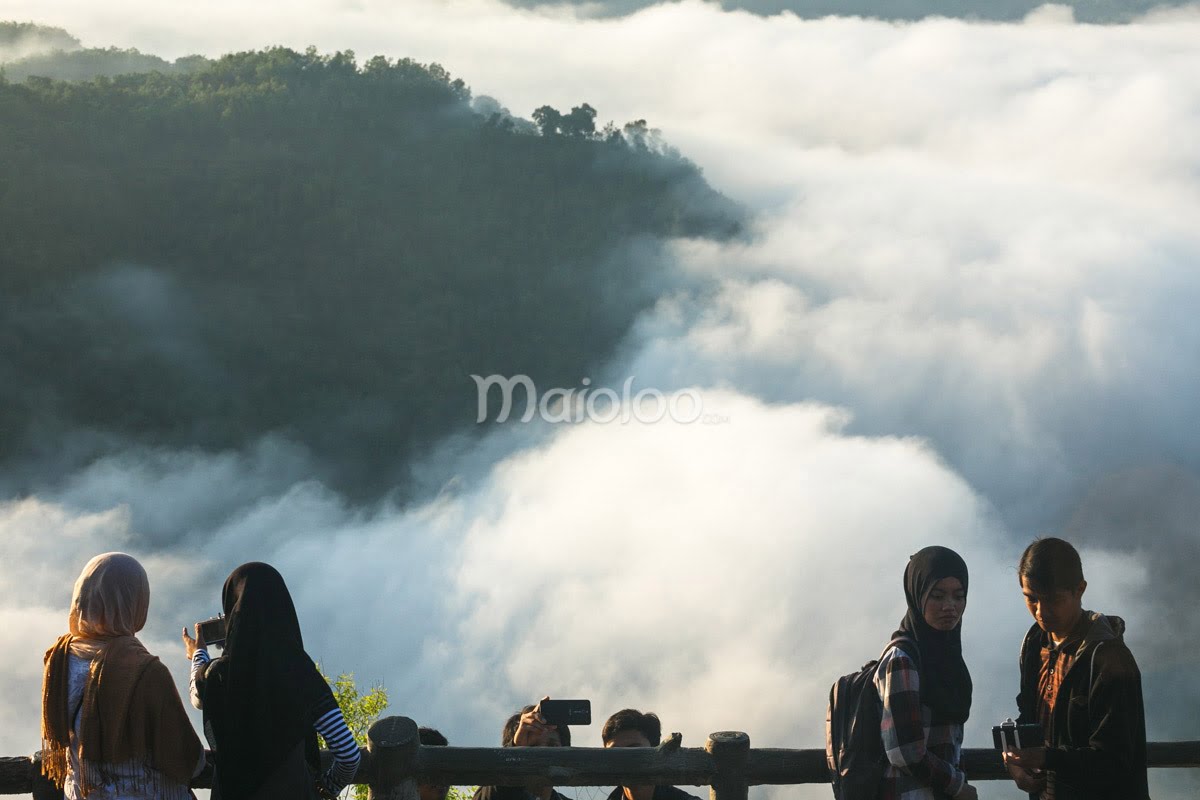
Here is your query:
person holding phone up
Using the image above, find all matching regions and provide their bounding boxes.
[472,697,578,800]
[182,562,361,800]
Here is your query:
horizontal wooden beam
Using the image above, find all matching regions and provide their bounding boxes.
[4,737,1200,795]
[0,759,32,795]
[1148,740,1200,767]
[398,740,1200,786]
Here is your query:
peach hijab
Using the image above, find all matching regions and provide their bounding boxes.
[67,552,151,656]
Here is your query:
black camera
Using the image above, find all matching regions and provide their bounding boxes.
[196,614,227,648]
[992,718,1043,750]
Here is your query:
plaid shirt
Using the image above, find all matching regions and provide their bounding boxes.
[873,646,966,800]
[1036,622,1088,800]
[1037,621,1087,735]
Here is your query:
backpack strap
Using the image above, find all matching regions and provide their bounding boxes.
[880,635,920,668]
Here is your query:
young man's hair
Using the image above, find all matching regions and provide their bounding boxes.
[501,705,571,747]
[419,727,449,747]
[1019,537,1085,593]
[601,708,662,747]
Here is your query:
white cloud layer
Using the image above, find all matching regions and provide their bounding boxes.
[0,400,1032,800]
[3,2,1200,798]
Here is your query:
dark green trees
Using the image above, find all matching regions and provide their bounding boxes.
[0,45,742,500]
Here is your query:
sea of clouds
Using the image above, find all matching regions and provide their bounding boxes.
[2,2,1200,798]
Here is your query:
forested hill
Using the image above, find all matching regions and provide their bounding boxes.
[0,21,210,81]
[0,40,743,500]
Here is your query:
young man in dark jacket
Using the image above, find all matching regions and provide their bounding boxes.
[1003,538,1150,800]
[601,709,701,800]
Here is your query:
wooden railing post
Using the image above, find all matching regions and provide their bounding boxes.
[367,716,420,800]
[705,732,749,800]
[30,753,63,800]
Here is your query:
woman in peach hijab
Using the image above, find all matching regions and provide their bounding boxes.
[41,552,205,800]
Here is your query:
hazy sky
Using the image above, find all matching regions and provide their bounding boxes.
[495,0,1194,23]
[3,2,1200,798]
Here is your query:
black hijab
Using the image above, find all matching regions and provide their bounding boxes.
[202,562,334,800]
[892,546,973,725]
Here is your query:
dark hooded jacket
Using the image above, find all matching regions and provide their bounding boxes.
[1016,611,1149,800]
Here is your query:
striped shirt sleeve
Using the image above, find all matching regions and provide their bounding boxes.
[314,704,362,795]
[190,648,211,710]
[873,646,966,797]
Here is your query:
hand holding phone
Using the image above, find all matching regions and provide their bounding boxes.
[181,624,204,660]
[1003,750,1048,793]
[512,697,591,747]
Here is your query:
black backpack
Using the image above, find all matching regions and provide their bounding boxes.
[825,636,920,800]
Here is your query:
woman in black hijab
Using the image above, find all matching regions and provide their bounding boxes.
[184,563,361,800]
[875,546,977,800]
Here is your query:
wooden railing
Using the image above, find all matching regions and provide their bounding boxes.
[3,716,1199,798]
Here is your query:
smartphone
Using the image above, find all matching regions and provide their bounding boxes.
[197,614,227,648]
[992,719,1044,750]
[539,699,591,726]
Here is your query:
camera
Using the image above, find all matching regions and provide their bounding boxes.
[196,614,227,648]
[992,718,1043,750]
